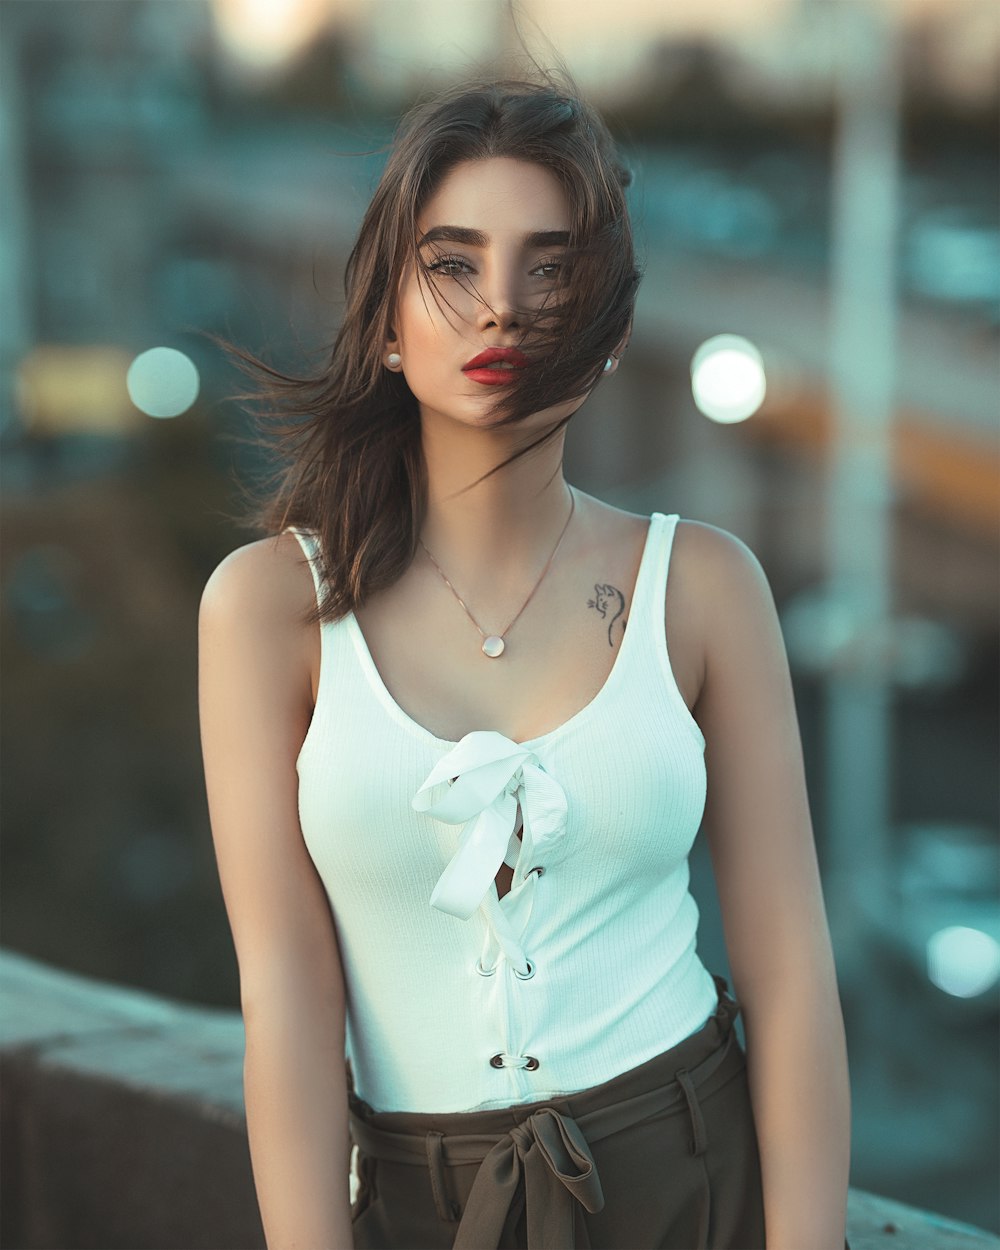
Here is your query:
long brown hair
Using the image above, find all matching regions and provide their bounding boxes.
[208,71,640,627]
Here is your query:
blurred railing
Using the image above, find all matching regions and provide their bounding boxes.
[2,948,996,1250]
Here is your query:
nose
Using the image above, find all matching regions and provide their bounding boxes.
[473,263,523,334]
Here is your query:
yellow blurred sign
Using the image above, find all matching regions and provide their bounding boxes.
[15,345,142,436]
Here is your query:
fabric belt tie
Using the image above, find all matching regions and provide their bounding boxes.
[347,1005,739,1250]
[454,1105,604,1249]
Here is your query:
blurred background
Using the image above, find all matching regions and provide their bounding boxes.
[1,0,997,1236]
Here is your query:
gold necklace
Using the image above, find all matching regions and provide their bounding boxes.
[418,485,576,659]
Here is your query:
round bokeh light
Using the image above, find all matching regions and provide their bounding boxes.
[126,347,200,419]
[691,334,766,424]
[926,925,1000,999]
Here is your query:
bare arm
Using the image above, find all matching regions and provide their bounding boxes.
[199,535,354,1250]
[688,521,852,1250]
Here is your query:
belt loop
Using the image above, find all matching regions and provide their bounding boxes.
[675,1068,708,1157]
[424,1130,460,1222]
[711,972,740,1028]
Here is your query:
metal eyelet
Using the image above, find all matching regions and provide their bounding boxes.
[524,1055,540,1071]
[513,959,535,980]
[489,1053,505,1069]
[474,957,497,976]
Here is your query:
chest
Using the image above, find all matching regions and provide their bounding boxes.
[296,510,709,905]
[297,686,708,906]
[307,548,702,746]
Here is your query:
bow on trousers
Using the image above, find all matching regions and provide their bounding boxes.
[451,1105,605,1249]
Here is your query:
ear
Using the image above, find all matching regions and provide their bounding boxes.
[603,329,630,377]
[382,324,403,369]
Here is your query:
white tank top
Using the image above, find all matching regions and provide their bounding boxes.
[286,512,718,1114]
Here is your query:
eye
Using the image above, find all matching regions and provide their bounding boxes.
[423,254,473,277]
[532,256,565,279]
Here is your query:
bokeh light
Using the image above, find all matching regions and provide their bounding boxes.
[926,925,1000,999]
[126,347,200,419]
[690,333,767,423]
[211,0,330,72]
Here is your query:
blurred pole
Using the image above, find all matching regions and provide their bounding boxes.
[824,0,901,994]
[0,19,33,441]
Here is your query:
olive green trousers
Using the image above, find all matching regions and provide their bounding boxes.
[347,973,846,1249]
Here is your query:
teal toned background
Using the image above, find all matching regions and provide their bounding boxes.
[1,0,997,1235]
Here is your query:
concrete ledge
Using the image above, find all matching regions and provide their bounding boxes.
[2,948,997,1250]
[2,949,262,1250]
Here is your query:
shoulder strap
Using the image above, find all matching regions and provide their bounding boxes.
[283,526,324,608]
[625,515,680,640]
[641,513,680,638]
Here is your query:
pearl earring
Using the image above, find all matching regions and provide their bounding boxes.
[387,352,402,368]
[603,357,614,373]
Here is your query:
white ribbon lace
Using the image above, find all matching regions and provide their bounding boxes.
[412,731,569,972]
[492,1052,536,1069]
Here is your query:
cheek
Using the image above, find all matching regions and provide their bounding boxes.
[398,277,472,352]
[394,288,461,398]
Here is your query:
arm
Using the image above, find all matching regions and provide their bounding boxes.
[688,522,852,1250]
[199,535,355,1250]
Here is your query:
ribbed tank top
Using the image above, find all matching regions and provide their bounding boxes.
[286,512,717,1114]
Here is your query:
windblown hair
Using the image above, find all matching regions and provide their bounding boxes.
[210,72,641,626]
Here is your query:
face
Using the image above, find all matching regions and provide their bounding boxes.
[385,156,591,430]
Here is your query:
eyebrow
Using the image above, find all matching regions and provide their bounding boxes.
[417,226,570,249]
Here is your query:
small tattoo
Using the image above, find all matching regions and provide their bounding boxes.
[587,583,627,647]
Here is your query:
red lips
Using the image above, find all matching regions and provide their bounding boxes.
[462,347,530,370]
[461,346,530,387]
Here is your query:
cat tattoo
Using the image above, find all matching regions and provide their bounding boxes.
[587,584,626,647]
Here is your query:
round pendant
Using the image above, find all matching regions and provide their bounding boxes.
[482,635,505,658]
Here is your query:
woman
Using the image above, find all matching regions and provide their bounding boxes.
[199,75,852,1250]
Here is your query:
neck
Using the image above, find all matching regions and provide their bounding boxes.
[417,414,574,596]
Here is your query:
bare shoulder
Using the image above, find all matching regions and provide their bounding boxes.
[199,531,319,703]
[674,517,767,577]
[673,519,775,617]
[673,519,785,715]
[200,531,317,625]
[663,518,775,714]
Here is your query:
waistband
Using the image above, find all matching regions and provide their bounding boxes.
[347,972,742,1250]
